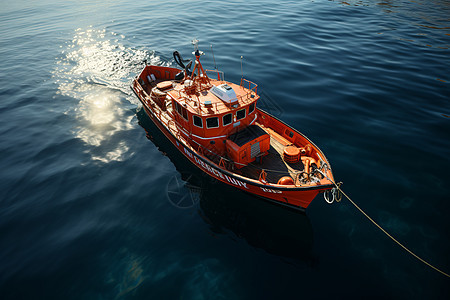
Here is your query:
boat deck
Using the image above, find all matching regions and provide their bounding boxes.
[235,123,304,183]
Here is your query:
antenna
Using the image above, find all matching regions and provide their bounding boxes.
[240,56,244,78]
[211,44,217,70]
[192,39,199,51]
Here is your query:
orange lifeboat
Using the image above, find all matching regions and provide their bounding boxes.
[130,40,335,210]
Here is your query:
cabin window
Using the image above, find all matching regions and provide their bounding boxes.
[249,102,255,114]
[223,113,232,126]
[193,115,203,128]
[174,101,181,114]
[174,101,188,121]
[236,108,246,120]
[181,107,188,121]
[206,117,219,128]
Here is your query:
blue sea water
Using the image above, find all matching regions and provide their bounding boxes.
[1,0,449,298]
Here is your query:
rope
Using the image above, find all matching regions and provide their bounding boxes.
[320,170,450,278]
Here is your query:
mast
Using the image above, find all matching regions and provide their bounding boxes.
[190,39,210,86]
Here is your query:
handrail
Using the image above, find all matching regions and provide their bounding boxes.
[171,76,258,116]
[187,136,327,186]
[240,78,257,95]
[205,69,225,81]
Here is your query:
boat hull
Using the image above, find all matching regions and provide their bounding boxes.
[132,85,333,210]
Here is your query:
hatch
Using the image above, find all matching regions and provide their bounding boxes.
[210,84,238,105]
[225,125,270,169]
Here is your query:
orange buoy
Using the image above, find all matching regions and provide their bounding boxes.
[283,145,300,163]
[277,176,294,185]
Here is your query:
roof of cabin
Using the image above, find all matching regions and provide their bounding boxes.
[228,125,268,147]
[167,79,258,116]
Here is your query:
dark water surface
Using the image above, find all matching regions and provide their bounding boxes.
[1,0,449,299]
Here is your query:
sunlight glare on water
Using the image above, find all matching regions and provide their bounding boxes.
[52,27,153,163]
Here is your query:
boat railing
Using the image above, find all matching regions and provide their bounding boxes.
[174,92,214,116]
[205,69,225,81]
[240,78,257,95]
[133,79,146,98]
[170,76,258,116]
[189,138,233,166]
[174,91,256,116]
[172,90,228,116]
[188,137,317,186]
[235,78,258,106]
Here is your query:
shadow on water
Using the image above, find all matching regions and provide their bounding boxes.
[136,107,315,263]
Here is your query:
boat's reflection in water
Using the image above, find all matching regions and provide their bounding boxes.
[137,108,315,263]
